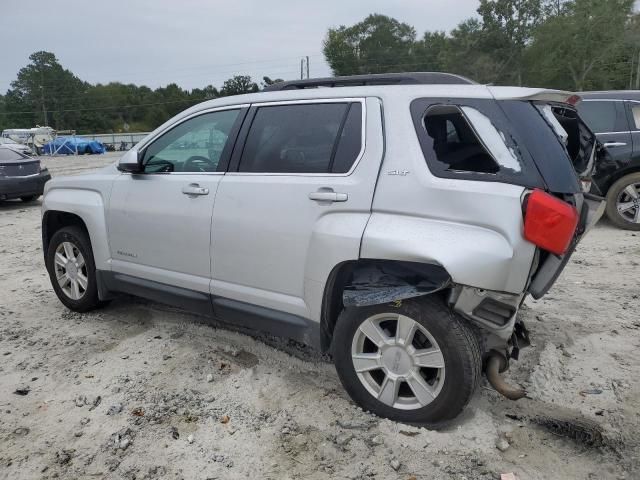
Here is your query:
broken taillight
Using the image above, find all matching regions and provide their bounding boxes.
[524,189,579,256]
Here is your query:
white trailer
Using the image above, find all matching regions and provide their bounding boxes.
[1,126,55,154]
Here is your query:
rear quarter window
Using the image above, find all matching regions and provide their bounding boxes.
[411,98,581,193]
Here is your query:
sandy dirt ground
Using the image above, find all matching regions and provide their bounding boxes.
[0,153,638,479]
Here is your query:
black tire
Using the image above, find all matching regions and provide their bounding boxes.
[332,296,481,427]
[20,195,37,202]
[46,226,102,312]
[605,172,640,231]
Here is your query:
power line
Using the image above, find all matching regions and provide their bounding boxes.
[24,56,326,90]
[0,97,210,116]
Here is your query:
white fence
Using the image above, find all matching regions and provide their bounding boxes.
[76,132,150,149]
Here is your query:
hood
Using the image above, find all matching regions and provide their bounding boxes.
[44,162,120,195]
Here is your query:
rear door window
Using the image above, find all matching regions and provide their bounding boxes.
[238,102,363,174]
[577,100,628,133]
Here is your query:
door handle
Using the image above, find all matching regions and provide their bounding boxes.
[603,142,627,148]
[182,183,209,196]
[308,189,348,203]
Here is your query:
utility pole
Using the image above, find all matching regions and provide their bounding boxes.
[306,56,310,79]
[40,86,48,127]
[300,58,304,80]
[636,50,640,90]
[40,69,48,126]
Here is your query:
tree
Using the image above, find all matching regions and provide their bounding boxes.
[219,75,259,96]
[191,84,219,100]
[526,0,636,90]
[441,19,503,84]
[414,31,449,72]
[477,0,547,84]
[7,51,87,129]
[323,14,417,75]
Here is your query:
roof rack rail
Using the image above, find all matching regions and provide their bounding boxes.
[263,72,476,91]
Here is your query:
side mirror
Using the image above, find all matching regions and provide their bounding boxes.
[117,148,143,173]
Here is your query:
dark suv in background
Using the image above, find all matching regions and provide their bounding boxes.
[578,92,640,230]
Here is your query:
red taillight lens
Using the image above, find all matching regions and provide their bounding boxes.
[524,189,579,256]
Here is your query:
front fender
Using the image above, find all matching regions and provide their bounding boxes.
[42,187,111,271]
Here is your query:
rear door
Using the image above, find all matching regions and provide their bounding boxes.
[623,100,640,167]
[211,98,382,319]
[577,99,632,192]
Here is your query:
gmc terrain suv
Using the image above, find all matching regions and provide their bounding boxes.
[42,73,604,425]
[577,91,640,230]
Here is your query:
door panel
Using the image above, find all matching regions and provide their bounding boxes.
[210,98,383,318]
[107,107,243,292]
[578,100,633,192]
[108,174,222,292]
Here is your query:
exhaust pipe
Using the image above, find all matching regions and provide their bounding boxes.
[486,353,526,400]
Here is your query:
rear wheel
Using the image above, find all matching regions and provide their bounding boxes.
[606,172,640,230]
[20,195,37,202]
[332,296,481,426]
[46,226,102,312]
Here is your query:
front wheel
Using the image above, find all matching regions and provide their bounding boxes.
[332,296,481,426]
[605,172,640,230]
[46,226,102,312]
[20,195,37,202]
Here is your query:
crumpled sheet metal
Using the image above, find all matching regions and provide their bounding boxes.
[342,263,450,307]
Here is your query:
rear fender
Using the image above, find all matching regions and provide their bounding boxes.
[360,213,532,294]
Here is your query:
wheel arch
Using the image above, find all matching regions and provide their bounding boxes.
[42,210,89,255]
[320,259,452,353]
[601,165,640,195]
[42,188,111,271]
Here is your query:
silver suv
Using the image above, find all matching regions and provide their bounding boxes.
[42,73,604,425]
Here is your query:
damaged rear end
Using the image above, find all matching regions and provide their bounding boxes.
[455,89,605,394]
[363,88,605,400]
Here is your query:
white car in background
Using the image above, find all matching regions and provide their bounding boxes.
[0,137,33,155]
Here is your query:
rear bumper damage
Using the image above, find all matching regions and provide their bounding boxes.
[450,193,605,401]
[528,192,605,299]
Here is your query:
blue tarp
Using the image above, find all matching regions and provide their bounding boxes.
[43,137,105,155]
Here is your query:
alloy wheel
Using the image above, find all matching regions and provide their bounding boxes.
[53,241,88,300]
[616,182,640,224]
[350,313,445,410]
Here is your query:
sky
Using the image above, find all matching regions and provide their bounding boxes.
[0,0,480,93]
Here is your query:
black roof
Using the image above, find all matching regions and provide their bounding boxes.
[578,90,640,101]
[263,72,476,92]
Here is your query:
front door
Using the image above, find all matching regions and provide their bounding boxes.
[107,107,243,294]
[211,99,383,319]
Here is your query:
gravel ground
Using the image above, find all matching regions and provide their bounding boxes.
[0,153,638,479]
